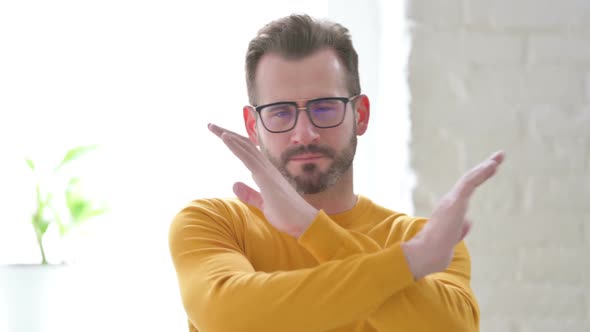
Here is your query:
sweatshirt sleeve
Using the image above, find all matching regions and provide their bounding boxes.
[298,210,480,332]
[168,201,415,332]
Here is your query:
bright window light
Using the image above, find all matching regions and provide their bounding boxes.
[0,1,411,330]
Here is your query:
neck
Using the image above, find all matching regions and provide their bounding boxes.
[301,168,357,214]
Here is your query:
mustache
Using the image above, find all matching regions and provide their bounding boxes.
[281,144,336,163]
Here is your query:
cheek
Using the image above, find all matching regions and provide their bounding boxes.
[259,133,289,153]
[321,121,355,147]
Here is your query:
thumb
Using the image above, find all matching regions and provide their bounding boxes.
[459,219,472,242]
[233,182,264,210]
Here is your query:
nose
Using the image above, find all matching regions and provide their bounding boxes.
[290,108,320,145]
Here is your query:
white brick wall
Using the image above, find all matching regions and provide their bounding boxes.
[407,0,590,330]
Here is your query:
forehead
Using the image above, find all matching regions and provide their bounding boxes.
[254,48,349,105]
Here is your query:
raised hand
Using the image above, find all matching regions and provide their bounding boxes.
[402,151,505,280]
[208,123,318,237]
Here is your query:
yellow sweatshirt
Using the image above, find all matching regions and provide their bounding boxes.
[168,195,479,332]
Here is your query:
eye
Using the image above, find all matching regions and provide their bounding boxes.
[313,107,334,113]
[273,110,293,118]
[311,100,340,112]
[262,105,295,121]
[270,108,294,118]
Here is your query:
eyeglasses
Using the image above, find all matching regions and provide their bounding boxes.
[251,95,359,133]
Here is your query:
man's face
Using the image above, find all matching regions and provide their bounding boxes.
[244,48,369,194]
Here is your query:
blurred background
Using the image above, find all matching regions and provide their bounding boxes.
[0,0,588,331]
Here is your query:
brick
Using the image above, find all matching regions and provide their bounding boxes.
[473,282,585,319]
[409,153,527,214]
[467,176,525,215]
[453,102,522,136]
[410,126,464,211]
[464,66,524,104]
[411,167,462,200]
[528,35,590,64]
[525,175,590,212]
[465,0,590,30]
[408,27,464,66]
[412,185,437,217]
[464,32,524,65]
[405,0,463,26]
[408,97,463,127]
[505,139,587,176]
[479,317,520,332]
[470,252,519,283]
[525,104,590,140]
[407,0,590,327]
[412,174,522,217]
[461,138,523,179]
[411,99,523,140]
[408,63,469,103]
[522,66,586,105]
[467,213,585,252]
[416,101,529,137]
[517,247,590,285]
[519,319,589,332]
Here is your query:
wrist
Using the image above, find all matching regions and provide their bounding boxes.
[401,238,430,280]
[291,206,319,238]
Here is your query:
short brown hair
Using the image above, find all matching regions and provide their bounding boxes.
[245,14,360,105]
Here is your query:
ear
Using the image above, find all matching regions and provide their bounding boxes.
[354,95,370,136]
[243,106,260,145]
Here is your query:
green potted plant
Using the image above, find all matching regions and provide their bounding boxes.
[26,144,109,264]
[0,145,109,331]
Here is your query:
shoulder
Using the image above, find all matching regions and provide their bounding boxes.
[168,197,257,237]
[174,197,254,218]
[167,197,264,256]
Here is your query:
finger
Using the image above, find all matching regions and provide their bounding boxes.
[220,133,264,173]
[455,156,502,198]
[233,182,264,210]
[490,150,505,165]
[210,123,259,156]
[459,219,472,241]
[209,123,250,143]
[208,123,226,138]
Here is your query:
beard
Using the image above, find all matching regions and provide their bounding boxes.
[260,133,357,195]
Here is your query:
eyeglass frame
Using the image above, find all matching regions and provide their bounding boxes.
[249,95,360,133]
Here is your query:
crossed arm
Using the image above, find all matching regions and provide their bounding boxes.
[298,211,480,331]
[169,124,503,331]
[170,203,478,332]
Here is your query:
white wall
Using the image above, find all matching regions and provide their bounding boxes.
[406,0,590,331]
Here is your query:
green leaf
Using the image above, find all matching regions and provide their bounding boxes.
[38,217,51,236]
[26,158,35,172]
[32,210,51,238]
[69,200,91,222]
[46,193,54,205]
[54,145,97,172]
[66,178,83,207]
[86,207,109,218]
[68,200,108,225]
[65,179,95,223]
[48,205,68,236]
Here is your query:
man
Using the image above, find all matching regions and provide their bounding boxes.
[169,14,503,332]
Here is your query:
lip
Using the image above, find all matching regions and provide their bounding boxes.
[289,154,324,161]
